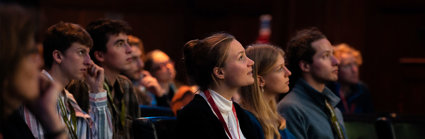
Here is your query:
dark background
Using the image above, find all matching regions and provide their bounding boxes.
[6,0,425,116]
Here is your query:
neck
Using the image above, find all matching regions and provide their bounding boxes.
[303,75,325,92]
[159,81,170,93]
[209,84,238,101]
[263,91,276,103]
[48,65,70,87]
[104,68,118,86]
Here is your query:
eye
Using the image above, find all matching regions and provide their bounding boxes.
[78,50,86,55]
[118,41,125,47]
[322,53,330,58]
[239,53,247,61]
[277,66,284,72]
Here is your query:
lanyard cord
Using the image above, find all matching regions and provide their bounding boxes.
[325,100,345,139]
[204,90,241,139]
[103,82,127,128]
[58,94,78,139]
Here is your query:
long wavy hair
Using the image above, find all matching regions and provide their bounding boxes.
[240,44,286,139]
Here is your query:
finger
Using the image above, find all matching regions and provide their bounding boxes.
[95,66,102,79]
[91,65,97,76]
[86,64,92,77]
[96,66,104,81]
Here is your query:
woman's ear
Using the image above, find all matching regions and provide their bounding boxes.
[257,75,265,88]
[213,67,225,80]
[299,60,311,73]
[94,51,104,63]
[52,50,63,64]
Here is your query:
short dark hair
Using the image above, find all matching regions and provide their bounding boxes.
[43,22,93,69]
[286,27,326,82]
[183,33,235,90]
[85,18,132,64]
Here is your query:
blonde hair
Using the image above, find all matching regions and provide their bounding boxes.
[334,43,363,65]
[240,44,286,139]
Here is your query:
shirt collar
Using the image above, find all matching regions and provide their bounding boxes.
[295,79,340,107]
[208,89,233,113]
[41,70,54,81]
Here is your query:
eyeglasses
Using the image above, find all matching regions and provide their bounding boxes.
[152,60,174,71]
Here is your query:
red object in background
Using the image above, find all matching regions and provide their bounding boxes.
[256,14,272,44]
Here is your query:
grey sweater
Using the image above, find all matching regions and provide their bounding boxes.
[277,79,347,139]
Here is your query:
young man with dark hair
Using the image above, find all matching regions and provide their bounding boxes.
[67,18,140,139]
[277,27,347,139]
[23,22,112,139]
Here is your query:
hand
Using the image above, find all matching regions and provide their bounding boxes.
[140,70,165,97]
[85,62,105,93]
[27,75,66,138]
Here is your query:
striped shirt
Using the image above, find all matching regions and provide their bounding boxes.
[22,70,113,139]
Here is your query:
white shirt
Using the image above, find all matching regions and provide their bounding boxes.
[200,89,246,139]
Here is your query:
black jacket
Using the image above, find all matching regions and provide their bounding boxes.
[176,94,261,139]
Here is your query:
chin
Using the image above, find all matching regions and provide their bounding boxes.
[19,88,39,102]
[74,75,84,80]
[246,79,255,85]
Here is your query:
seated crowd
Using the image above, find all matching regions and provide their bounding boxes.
[1,4,377,139]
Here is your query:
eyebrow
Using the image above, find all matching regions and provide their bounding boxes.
[114,39,125,45]
[237,50,244,55]
[320,50,332,55]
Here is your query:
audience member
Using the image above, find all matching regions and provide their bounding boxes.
[277,28,347,139]
[66,18,140,139]
[144,50,178,107]
[22,22,113,139]
[177,33,260,139]
[327,43,374,114]
[121,35,163,106]
[0,4,65,139]
[240,44,295,139]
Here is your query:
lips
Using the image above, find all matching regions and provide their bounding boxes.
[126,57,132,62]
[247,70,253,75]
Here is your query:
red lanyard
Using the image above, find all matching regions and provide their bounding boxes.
[339,90,355,114]
[204,90,241,139]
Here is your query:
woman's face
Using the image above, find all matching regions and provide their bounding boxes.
[222,40,255,88]
[262,54,292,95]
[12,39,43,101]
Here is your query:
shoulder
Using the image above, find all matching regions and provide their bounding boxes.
[177,95,209,118]
[278,91,305,110]
[116,75,136,94]
[277,91,307,118]
[117,75,133,86]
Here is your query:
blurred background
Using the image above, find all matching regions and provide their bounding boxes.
[4,0,425,116]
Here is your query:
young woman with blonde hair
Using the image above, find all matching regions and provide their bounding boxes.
[240,44,294,139]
